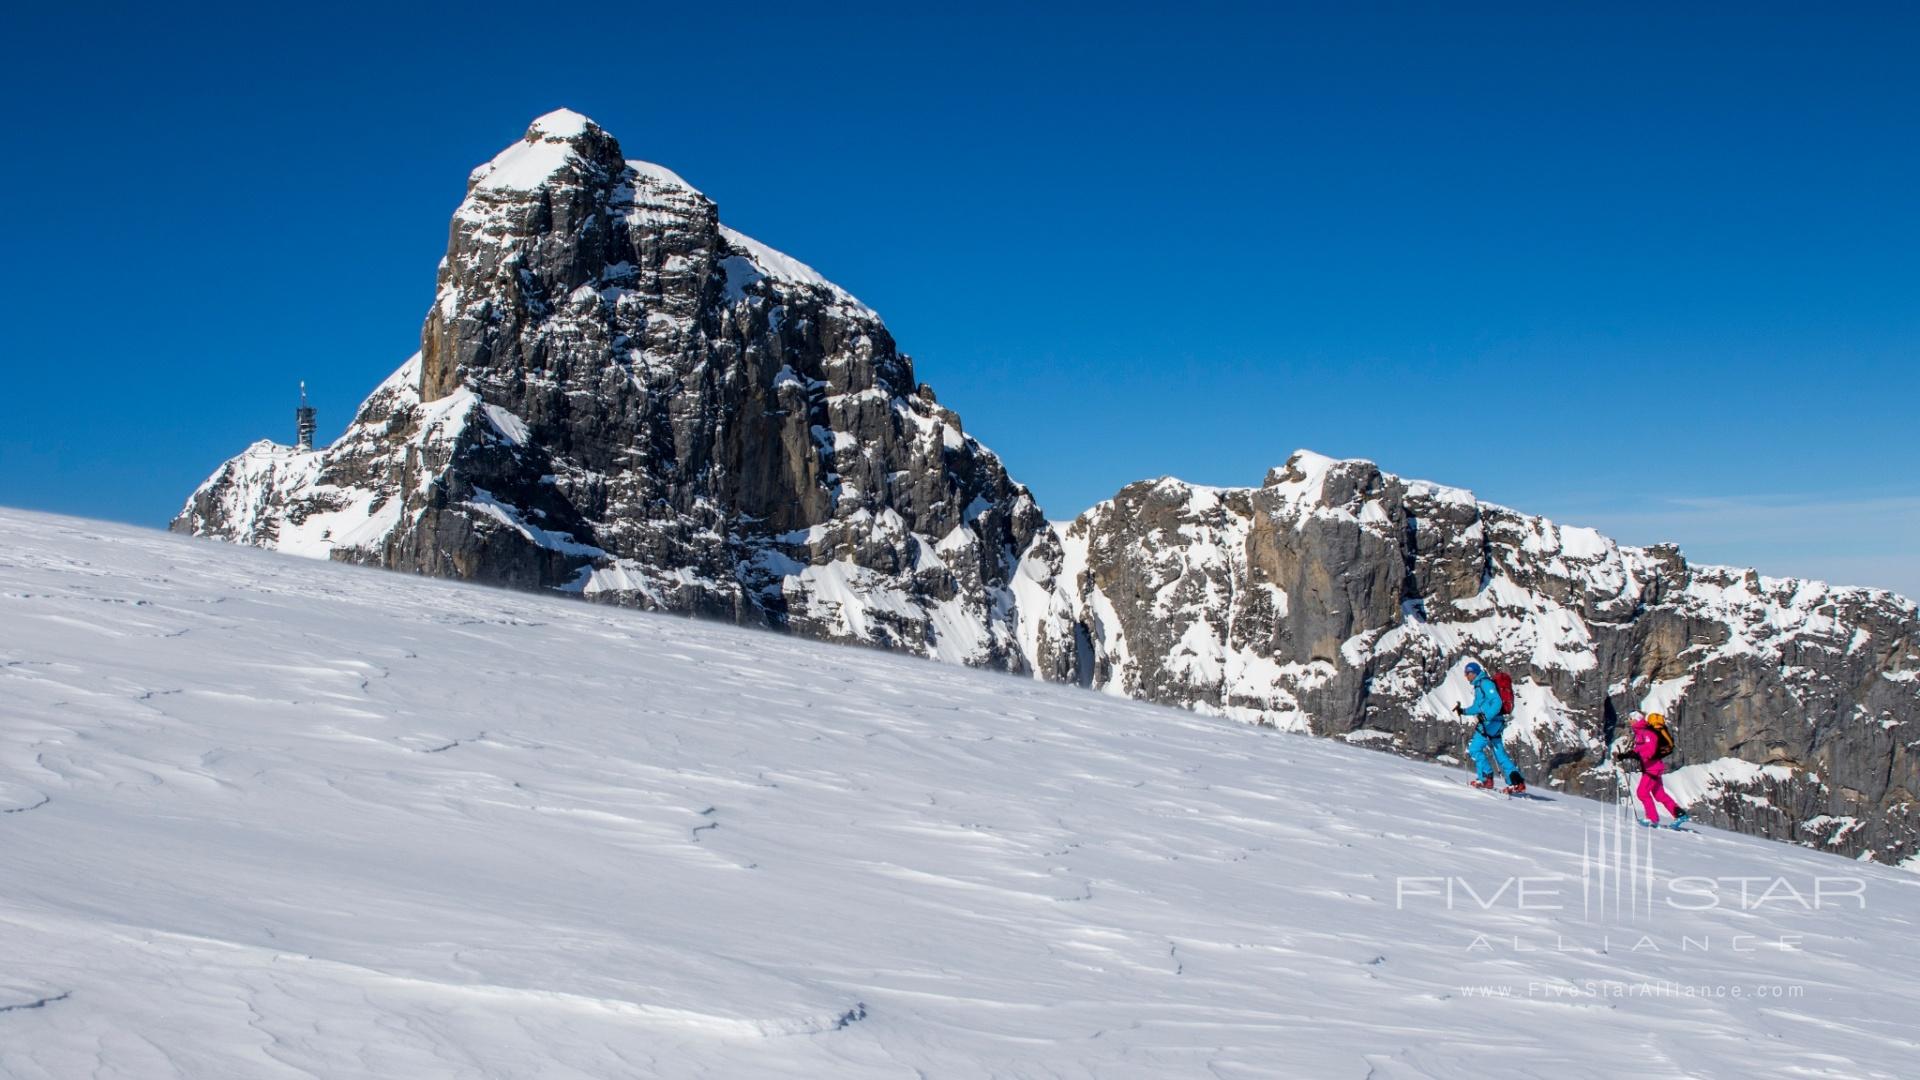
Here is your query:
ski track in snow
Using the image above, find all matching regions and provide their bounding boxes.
[1,508,1918,1079]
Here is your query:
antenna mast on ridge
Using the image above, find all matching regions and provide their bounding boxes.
[296,381,317,451]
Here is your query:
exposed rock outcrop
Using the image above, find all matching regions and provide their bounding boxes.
[1043,452,1920,864]
[177,110,1920,867]
[176,110,1057,668]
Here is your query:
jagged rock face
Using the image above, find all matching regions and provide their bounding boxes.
[1046,451,1920,865]
[176,110,1054,668]
[176,108,1920,869]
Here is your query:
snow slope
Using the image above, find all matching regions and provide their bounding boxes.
[3,509,1918,1079]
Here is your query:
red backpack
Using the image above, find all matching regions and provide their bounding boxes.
[1491,672,1515,717]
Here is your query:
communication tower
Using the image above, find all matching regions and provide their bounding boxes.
[296,382,317,451]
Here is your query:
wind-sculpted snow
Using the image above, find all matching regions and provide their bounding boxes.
[1040,451,1920,867]
[4,510,1920,1078]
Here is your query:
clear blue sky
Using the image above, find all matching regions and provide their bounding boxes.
[2,4,1915,597]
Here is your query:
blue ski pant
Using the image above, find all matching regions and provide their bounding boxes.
[1468,730,1517,782]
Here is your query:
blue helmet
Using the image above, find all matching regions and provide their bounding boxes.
[1464,661,1483,678]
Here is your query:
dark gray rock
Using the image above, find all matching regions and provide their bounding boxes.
[1045,451,1920,865]
[175,110,1055,669]
[176,110,1920,868]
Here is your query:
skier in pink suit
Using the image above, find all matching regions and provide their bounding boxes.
[1626,711,1690,828]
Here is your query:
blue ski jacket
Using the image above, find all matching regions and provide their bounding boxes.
[1463,675,1505,733]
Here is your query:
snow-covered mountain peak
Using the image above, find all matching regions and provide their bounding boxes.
[1269,447,1352,480]
[465,109,621,194]
[454,111,864,318]
[526,106,596,139]
[183,110,1054,673]
[1264,448,1475,510]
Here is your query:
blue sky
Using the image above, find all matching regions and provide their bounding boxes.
[2,5,1915,596]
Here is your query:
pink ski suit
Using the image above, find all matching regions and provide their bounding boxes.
[1631,719,1681,823]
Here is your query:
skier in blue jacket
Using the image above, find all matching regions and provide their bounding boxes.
[1455,661,1525,793]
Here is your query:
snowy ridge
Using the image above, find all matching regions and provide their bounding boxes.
[719,224,875,317]
[175,355,479,561]
[5,509,1920,1078]
[1042,449,1920,864]
[1061,448,1917,714]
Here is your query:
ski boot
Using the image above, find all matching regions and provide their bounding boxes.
[1671,812,1691,830]
[1470,778,1497,791]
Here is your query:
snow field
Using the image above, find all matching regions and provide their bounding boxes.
[2,510,1918,1078]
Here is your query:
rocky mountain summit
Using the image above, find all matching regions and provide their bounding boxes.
[178,110,1919,866]
[176,109,1059,669]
